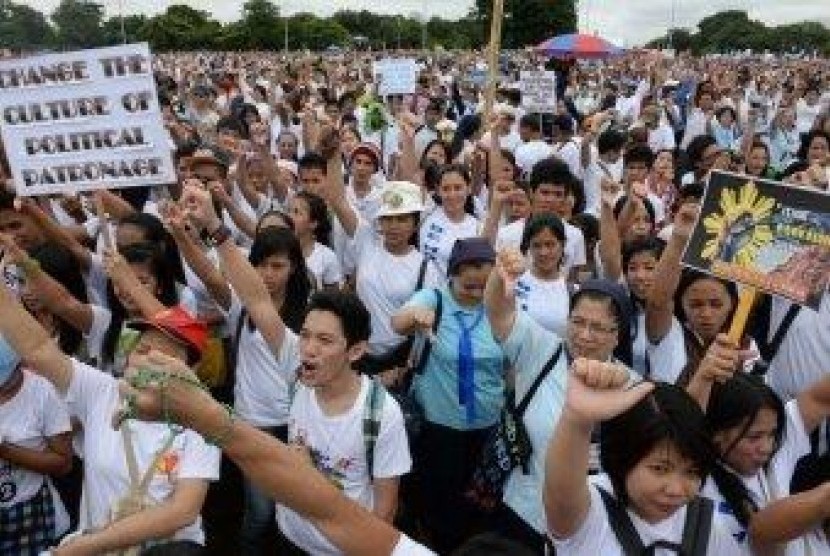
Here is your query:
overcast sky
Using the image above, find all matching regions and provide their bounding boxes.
[17,0,830,46]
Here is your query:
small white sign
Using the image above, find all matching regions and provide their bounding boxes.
[0,43,176,196]
[520,71,557,114]
[373,58,418,96]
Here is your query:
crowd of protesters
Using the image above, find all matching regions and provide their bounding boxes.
[0,45,829,555]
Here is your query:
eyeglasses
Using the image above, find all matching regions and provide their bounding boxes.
[568,316,618,336]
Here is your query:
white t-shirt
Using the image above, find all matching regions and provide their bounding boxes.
[582,151,624,216]
[515,140,554,175]
[419,209,480,277]
[495,218,586,277]
[515,271,570,337]
[702,400,811,556]
[646,317,688,383]
[768,292,830,401]
[277,376,412,555]
[306,242,343,288]
[352,223,441,355]
[225,292,300,427]
[0,371,70,508]
[648,124,677,153]
[551,474,741,555]
[65,360,220,544]
[551,139,583,179]
[392,534,437,555]
[796,99,822,134]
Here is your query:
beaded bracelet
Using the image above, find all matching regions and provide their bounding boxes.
[204,403,236,448]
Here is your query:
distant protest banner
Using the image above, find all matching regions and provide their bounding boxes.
[0,43,176,196]
[683,171,830,310]
[520,71,557,114]
[373,58,418,96]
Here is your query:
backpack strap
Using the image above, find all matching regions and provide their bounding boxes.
[411,288,442,376]
[363,378,386,480]
[680,496,714,556]
[597,485,646,555]
[515,344,564,417]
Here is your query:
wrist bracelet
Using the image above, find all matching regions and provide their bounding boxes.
[205,403,235,448]
[19,257,40,277]
[206,223,232,247]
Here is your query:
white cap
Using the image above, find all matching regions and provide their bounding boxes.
[376,181,424,218]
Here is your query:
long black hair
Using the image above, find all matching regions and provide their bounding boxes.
[295,191,332,247]
[706,374,786,528]
[118,212,186,285]
[248,227,312,332]
[102,244,179,367]
[29,242,87,355]
[601,383,716,507]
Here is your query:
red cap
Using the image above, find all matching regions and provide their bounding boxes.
[350,142,381,169]
[128,306,208,365]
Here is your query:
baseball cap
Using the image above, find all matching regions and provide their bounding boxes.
[448,237,496,275]
[127,306,208,366]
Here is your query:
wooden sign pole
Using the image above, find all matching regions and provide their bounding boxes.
[483,0,506,123]
[727,286,756,345]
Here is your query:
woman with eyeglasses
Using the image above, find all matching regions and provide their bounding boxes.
[482,248,635,554]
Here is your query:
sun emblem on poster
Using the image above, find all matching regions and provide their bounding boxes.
[700,180,777,266]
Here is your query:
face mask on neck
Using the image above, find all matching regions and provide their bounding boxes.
[0,335,21,387]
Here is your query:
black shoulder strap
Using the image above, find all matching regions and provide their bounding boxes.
[415,257,429,292]
[597,486,646,555]
[516,344,564,417]
[680,496,714,556]
[411,289,442,375]
[764,303,802,364]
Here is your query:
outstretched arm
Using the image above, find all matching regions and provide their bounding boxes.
[119,351,410,556]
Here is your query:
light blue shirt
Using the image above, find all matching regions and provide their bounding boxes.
[500,311,569,533]
[406,287,505,430]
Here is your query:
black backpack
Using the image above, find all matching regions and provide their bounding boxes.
[597,486,713,556]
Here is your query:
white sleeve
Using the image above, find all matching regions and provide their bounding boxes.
[85,305,113,364]
[177,430,221,481]
[551,482,611,553]
[64,359,117,426]
[350,220,376,265]
[39,378,72,437]
[646,317,688,383]
[321,249,344,286]
[771,400,812,486]
[372,393,412,480]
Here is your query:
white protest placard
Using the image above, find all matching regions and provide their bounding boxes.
[0,43,176,196]
[373,58,418,96]
[520,70,557,114]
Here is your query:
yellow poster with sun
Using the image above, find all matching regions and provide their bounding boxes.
[683,171,830,309]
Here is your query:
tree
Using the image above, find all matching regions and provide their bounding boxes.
[646,28,696,52]
[0,1,54,49]
[52,0,105,48]
[473,0,576,49]
[101,14,148,45]
[239,0,281,50]
[141,5,222,51]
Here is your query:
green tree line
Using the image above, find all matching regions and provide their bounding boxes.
[647,10,830,55]
[0,0,576,52]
